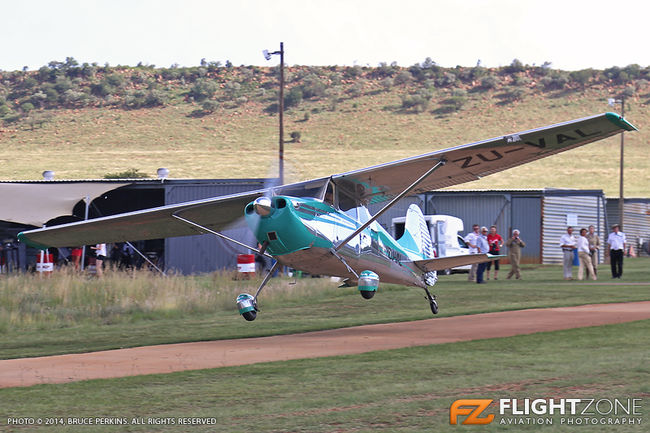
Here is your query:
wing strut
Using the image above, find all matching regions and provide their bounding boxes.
[334,159,446,251]
[171,214,273,258]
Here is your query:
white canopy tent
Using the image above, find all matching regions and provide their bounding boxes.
[0,182,130,227]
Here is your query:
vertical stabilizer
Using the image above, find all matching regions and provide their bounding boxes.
[396,204,433,259]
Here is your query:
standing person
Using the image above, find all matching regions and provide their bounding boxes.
[70,247,82,270]
[476,226,490,284]
[486,225,503,280]
[586,225,600,276]
[559,227,577,280]
[607,224,626,279]
[577,228,597,280]
[506,229,526,279]
[464,224,480,282]
[91,243,107,277]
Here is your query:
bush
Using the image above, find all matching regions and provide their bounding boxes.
[61,89,90,107]
[104,168,150,179]
[401,89,432,113]
[380,77,393,91]
[505,58,525,74]
[20,102,35,113]
[91,81,114,98]
[284,87,303,108]
[190,78,218,102]
[54,76,74,94]
[479,75,499,90]
[540,73,569,90]
[144,89,168,107]
[569,69,595,87]
[621,86,635,98]
[346,81,364,98]
[504,87,526,102]
[290,131,301,142]
[104,73,125,88]
[201,100,219,113]
[435,72,457,88]
[300,74,326,99]
[447,88,467,110]
[393,70,412,85]
[512,75,532,87]
[223,81,241,99]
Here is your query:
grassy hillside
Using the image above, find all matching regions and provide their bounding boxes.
[0,60,647,196]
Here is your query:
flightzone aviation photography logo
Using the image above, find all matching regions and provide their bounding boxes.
[450,398,643,426]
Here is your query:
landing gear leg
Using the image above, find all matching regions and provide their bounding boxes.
[423,286,438,315]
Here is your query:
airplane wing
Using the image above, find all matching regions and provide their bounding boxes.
[408,254,505,273]
[332,112,636,205]
[18,189,267,249]
[19,112,636,249]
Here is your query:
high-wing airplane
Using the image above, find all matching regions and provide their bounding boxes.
[19,112,637,321]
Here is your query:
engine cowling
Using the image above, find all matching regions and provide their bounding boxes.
[358,270,379,299]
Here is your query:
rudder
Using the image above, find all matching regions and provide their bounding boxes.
[397,204,433,259]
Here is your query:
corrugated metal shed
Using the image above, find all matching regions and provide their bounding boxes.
[541,190,605,264]
[164,179,267,273]
[606,198,650,256]
[420,190,539,262]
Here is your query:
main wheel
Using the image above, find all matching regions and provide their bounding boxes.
[360,290,376,299]
[430,299,439,315]
[242,310,257,321]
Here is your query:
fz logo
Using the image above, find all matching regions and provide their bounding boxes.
[450,399,495,425]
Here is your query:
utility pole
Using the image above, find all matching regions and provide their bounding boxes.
[618,97,625,230]
[608,96,626,230]
[263,42,285,185]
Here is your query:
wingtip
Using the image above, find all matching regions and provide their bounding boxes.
[605,112,638,131]
[17,231,50,250]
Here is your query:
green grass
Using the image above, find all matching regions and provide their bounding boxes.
[1,258,648,359]
[1,87,647,197]
[1,320,647,432]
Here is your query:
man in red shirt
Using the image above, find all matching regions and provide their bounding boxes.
[486,225,503,280]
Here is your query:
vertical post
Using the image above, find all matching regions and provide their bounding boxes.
[80,195,90,271]
[278,42,284,186]
[618,97,625,231]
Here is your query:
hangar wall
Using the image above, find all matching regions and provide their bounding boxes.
[163,179,267,274]
[606,198,650,256]
[541,191,606,264]
[376,189,606,265]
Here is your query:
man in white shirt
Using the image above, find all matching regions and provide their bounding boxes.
[559,227,577,280]
[476,226,490,284]
[464,224,480,281]
[607,224,626,278]
[577,228,596,280]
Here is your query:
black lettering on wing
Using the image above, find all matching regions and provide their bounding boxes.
[575,128,601,138]
[452,156,480,169]
[556,133,576,144]
[476,150,503,162]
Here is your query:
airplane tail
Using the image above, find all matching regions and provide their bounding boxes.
[397,204,433,259]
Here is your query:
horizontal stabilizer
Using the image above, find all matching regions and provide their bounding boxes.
[408,254,505,273]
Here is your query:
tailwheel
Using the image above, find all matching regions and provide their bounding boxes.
[423,287,439,315]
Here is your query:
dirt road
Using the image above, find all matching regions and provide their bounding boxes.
[2,301,649,388]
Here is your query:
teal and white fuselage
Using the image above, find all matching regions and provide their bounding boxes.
[244,195,429,288]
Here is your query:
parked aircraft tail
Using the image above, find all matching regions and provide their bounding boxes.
[396,204,434,259]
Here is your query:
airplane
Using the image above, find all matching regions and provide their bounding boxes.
[18,112,637,321]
